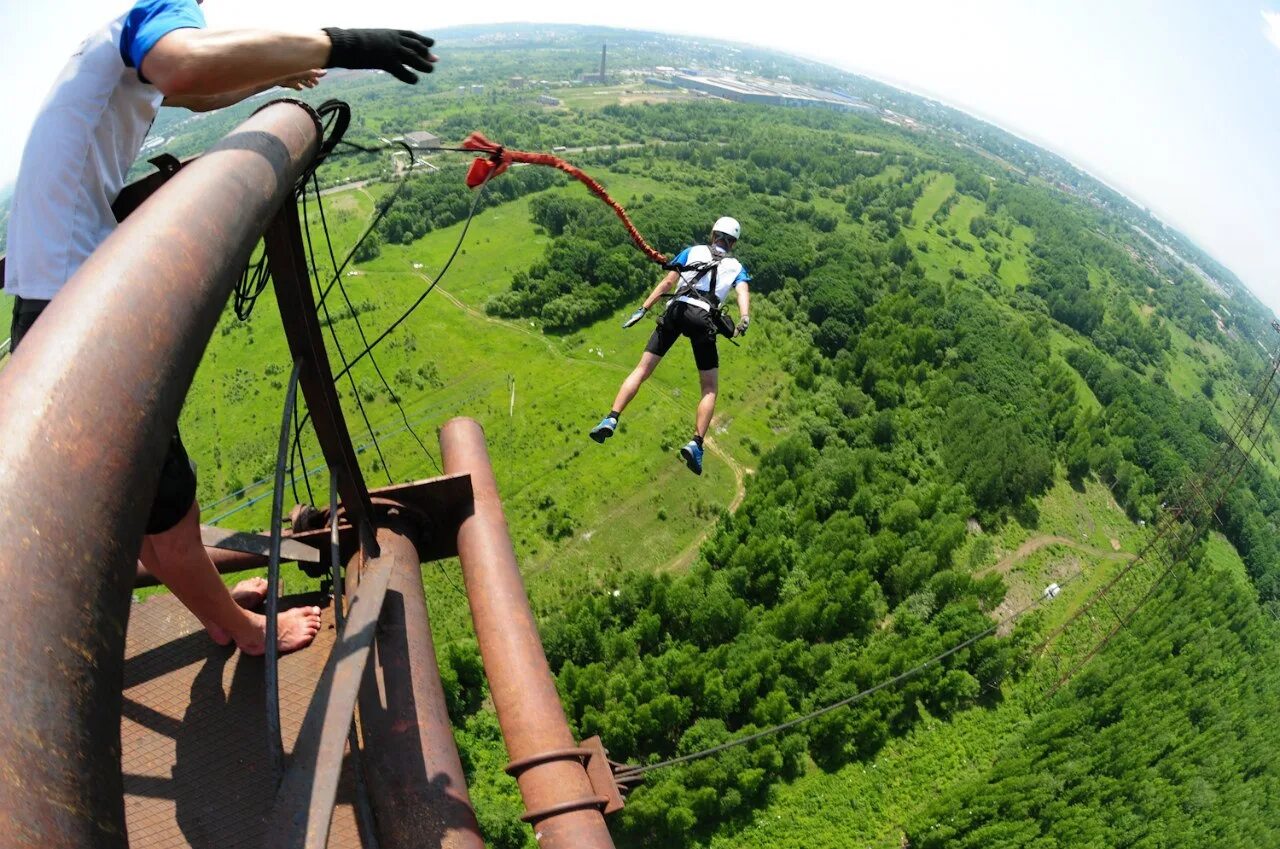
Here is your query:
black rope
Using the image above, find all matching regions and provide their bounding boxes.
[315,138,417,313]
[299,181,394,485]
[288,168,491,488]
[307,170,441,475]
[291,384,315,508]
[205,379,495,525]
[266,357,304,786]
[233,246,272,321]
[332,175,491,387]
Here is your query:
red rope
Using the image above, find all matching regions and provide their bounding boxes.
[461,132,668,266]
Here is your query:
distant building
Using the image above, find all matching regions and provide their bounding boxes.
[670,73,871,112]
[509,76,526,88]
[403,131,440,150]
[537,94,561,106]
[471,84,485,95]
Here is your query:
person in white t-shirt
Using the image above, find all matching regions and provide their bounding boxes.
[589,216,751,475]
[3,0,437,655]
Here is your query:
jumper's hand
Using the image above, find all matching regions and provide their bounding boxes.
[323,28,437,84]
[735,316,750,337]
[622,306,648,328]
[276,69,326,90]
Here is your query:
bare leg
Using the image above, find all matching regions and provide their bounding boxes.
[140,500,322,654]
[610,351,663,414]
[695,368,719,438]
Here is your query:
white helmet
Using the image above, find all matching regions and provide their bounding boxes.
[711,216,741,241]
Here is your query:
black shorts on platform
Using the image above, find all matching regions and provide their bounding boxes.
[10,296,197,535]
[645,301,719,371]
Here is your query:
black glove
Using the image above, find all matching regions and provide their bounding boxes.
[323,28,436,84]
[735,316,750,337]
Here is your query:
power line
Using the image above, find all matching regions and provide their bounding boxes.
[619,340,1280,780]
[615,579,1072,780]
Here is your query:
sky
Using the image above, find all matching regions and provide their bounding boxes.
[1,1,1278,313]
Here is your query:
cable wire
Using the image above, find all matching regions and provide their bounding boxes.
[304,169,440,474]
[299,179,394,485]
[287,168,492,487]
[331,175,491,387]
[265,357,303,786]
[619,346,1280,780]
[614,565,1091,780]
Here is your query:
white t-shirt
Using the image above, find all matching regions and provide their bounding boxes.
[670,244,751,311]
[4,0,205,300]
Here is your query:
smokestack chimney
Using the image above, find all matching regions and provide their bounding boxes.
[600,43,607,81]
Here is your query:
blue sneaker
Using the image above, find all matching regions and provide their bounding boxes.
[589,415,618,443]
[680,439,704,475]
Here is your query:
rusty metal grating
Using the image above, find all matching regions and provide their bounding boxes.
[122,591,366,848]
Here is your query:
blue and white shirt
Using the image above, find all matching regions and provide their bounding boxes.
[4,0,205,299]
[670,244,751,311]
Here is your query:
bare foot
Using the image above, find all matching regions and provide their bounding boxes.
[234,606,324,656]
[204,577,271,646]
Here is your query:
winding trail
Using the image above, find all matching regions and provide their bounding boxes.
[989,534,1129,575]
[986,534,1134,632]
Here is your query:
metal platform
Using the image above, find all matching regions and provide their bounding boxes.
[122,590,366,848]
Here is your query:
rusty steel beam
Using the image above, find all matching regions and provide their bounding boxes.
[287,473,476,571]
[439,418,616,849]
[267,523,405,849]
[358,516,486,849]
[0,100,321,849]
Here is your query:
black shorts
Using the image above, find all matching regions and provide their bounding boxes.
[645,301,720,371]
[10,297,196,535]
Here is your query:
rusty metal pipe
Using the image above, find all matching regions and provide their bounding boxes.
[439,418,615,849]
[358,516,485,849]
[0,100,320,849]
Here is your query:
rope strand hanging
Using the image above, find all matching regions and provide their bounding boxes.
[460,131,669,266]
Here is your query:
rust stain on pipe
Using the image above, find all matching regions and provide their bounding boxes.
[0,100,320,849]
[439,418,615,849]
[358,516,485,849]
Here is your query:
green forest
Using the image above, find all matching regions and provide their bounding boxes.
[15,24,1279,849]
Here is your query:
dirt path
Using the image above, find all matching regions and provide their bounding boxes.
[989,535,1128,575]
[986,534,1134,632]
[656,428,749,574]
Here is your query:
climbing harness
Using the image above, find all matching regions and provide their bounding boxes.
[665,258,738,340]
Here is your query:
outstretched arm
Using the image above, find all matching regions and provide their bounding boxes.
[734,283,751,336]
[142,29,333,97]
[642,271,681,310]
[141,27,436,97]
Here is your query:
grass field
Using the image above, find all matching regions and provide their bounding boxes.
[175,171,793,625]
